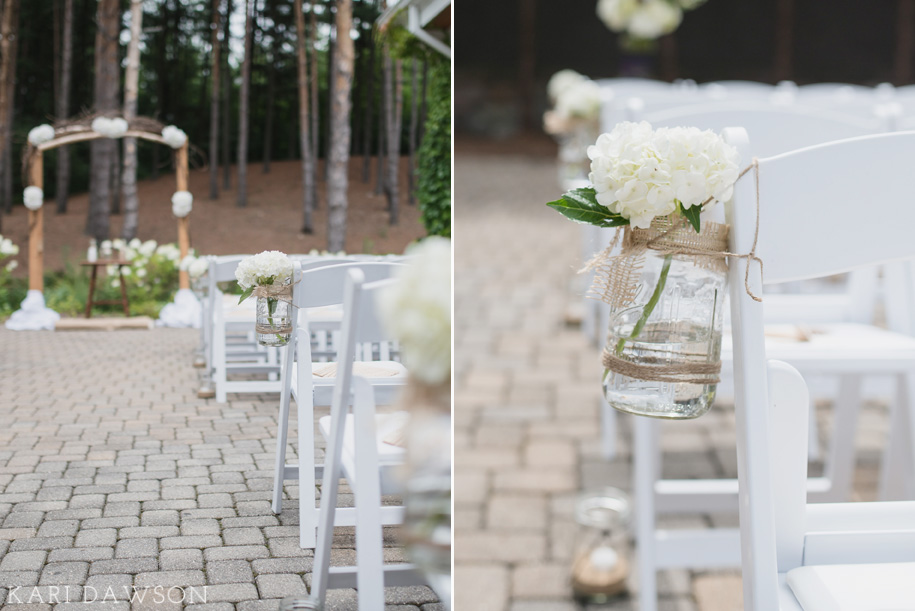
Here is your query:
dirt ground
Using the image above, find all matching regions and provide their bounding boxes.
[1,155,427,273]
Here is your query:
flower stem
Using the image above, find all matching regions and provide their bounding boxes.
[615,253,674,355]
[266,297,284,343]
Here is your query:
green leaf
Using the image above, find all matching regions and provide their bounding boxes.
[546,188,629,228]
[681,204,702,233]
[238,286,254,304]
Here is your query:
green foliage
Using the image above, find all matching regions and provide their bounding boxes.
[416,61,451,238]
[546,188,629,228]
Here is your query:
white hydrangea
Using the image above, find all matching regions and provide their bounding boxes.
[587,121,739,229]
[91,117,129,138]
[156,243,181,262]
[162,125,188,149]
[379,237,452,385]
[597,0,684,39]
[27,124,55,146]
[554,78,602,121]
[597,0,639,31]
[171,191,193,218]
[128,238,142,250]
[139,240,158,258]
[547,69,587,103]
[5,260,17,272]
[235,250,293,289]
[188,257,209,279]
[23,186,44,211]
[0,236,19,256]
[628,0,682,39]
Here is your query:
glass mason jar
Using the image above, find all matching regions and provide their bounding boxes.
[603,243,728,419]
[401,383,452,608]
[571,488,632,603]
[190,274,209,300]
[255,277,293,347]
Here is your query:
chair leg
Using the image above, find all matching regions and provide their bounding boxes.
[879,373,915,500]
[297,375,318,548]
[633,417,658,611]
[352,378,386,611]
[272,336,296,514]
[601,397,618,461]
[821,375,861,502]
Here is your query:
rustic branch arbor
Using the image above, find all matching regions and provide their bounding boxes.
[5,117,194,331]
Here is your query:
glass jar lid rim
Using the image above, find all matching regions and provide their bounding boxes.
[575,487,631,529]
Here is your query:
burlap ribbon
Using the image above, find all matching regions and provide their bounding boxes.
[591,160,764,386]
[251,281,294,303]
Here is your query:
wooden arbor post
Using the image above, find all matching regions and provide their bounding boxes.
[27,150,44,291]
[176,141,190,290]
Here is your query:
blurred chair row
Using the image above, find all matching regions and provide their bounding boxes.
[563,78,915,611]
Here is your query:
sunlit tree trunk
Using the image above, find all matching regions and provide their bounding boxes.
[120,0,142,239]
[236,0,253,207]
[309,5,319,208]
[361,15,376,182]
[262,0,279,174]
[323,0,336,182]
[55,0,73,214]
[87,0,119,241]
[294,0,315,233]
[326,0,353,252]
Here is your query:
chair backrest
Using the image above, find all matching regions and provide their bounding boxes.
[724,128,915,610]
[292,261,405,310]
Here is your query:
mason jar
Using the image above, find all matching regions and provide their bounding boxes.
[571,488,632,603]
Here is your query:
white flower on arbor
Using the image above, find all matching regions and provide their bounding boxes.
[587,121,739,229]
[379,237,452,385]
[27,124,55,146]
[91,117,129,138]
[171,191,193,218]
[23,186,44,211]
[162,125,188,149]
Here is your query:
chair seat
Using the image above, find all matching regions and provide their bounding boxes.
[785,562,915,611]
[722,323,915,370]
[317,412,408,494]
[291,360,407,387]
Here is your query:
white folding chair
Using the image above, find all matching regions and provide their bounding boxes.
[208,255,282,403]
[622,106,913,611]
[725,128,915,611]
[309,269,426,610]
[271,261,408,549]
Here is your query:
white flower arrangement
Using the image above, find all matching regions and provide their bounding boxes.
[0,235,19,257]
[139,239,158,258]
[549,121,739,231]
[555,79,602,122]
[597,0,705,41]
[379,237,452,385]
[235,250,293,302]
[578,121,739,229]
[27,124,55,146]
[23,186,44,211]
[188,257,209,279]
[91,117,129,139]
[171,191,193,218]
[548,69,588,104]
[162,125,188,149]
[156,243,181,262]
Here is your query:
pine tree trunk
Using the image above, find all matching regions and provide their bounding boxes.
[208,0,221,198]
[308,6,319,208]
[222,0,232,189]
[361,16,375,183]
[0,0,20,218]
[384,54,402,224]
[1,0,19,217]
[110,143,121,215]
[419,59,428,146]
[294,0,315,233]
[87,0,119,241]
[55,0,73,214]
[120,0,142,238]
[236,0,253,207]
[408,59,418,206]
[374,45,386,197]
[262,0,278,174]
[326,0,353,253]
[323,2,335,182]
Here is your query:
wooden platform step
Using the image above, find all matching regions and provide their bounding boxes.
[55,316,155,331]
